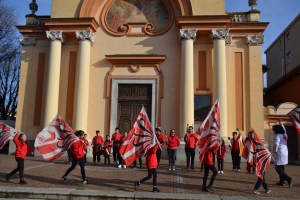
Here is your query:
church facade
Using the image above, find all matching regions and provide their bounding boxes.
[16,0,268,143]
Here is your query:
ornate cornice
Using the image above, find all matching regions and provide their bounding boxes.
[46,30,66,43]
[179,29,197,41]
[247,35,264,45]
[75,30,95,43]
[19,37,36,46]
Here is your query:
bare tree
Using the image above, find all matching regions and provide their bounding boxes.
[0,0,21,120]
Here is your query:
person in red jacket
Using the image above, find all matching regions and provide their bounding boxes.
[5,133,33,184]
[103,135,112,167]
[118,131,128,168]
[166,129,180,170]
[82,133,89,166]
[61,130,90,184]
[216,138,226,174]
[111,127,122,165]
[184,126,198,169]
[201,143,219,192]
[92,130,104,165]
[155,127,164,166]
[134,143,161,192]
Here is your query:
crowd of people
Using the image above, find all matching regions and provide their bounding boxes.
[4,119,294,194]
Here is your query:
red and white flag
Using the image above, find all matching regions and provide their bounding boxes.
[287,105,300,134]
[119,107,157,166]
[34,115,79,161]
[198,99,220,155]
[242,135,254,166]
[0,123,18,150]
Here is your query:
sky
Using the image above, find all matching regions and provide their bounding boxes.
[3,0,300,65]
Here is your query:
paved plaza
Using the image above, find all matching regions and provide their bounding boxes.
[0,154,299,199]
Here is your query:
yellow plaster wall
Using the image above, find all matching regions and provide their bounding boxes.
[191,0,225,15]
[51,0,83,18]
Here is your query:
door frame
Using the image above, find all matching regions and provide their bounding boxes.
[110,78,158,135]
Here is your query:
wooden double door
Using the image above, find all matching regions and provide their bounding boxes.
[117,84,152,133]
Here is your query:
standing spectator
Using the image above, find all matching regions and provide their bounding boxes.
[155,127,164,166]
[166,129,180,170]
[111,127,122,165]
[103,135,112,167]
[229,132,243,171]
[82,133,89,166]
[184,126,198,169]
[92,130,104,165]
[5,133,34,184]
[273,119,293,187]
[118,131,128,168]
[216,138,226,174]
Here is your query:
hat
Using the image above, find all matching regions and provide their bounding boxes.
[155,127,161,131]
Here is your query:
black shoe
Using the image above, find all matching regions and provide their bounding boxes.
[134,181,139,191]
[191,167,195,169]
[206,185,215,192]
[61,176,67,183]
[275,182,285,186]
[5,174,10,182]
[288,178,293,188]
[83,178,90,184]
[19,179,27,184]
[201,185,208,192]
[153,187,161,192]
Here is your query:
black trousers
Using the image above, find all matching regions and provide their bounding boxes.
[156,148,162,166]
[64,157,86,181]
[254,174,269,190]
[113,145,119,162]
[140,168,157,187]
[231,151,241,169]
[9,157,24,179]
[133,157,142,167]
[275,165,290,183]
[118,154,123,165]
[185,148,195,167]
[203,165,218,186]
[104,155,110,165]
[167,148,177,166]
[84,154,87,164]
[217,158,224,171]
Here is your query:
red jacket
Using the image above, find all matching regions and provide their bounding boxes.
[92,135,104,146]
[104,140,112,153]
[184,133,198,148]
[216,144,226,159]
[121,135,128,144]
[70,140,85,159]
[14,134,33,159]
[166,135,180,149]
[201,145,219,166]
[82,138,89,151]
[146,144,159,169]
[111,132,122,145]
[156,133,165,146]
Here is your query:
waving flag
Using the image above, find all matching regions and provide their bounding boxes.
[34,115,79,161]
[242,135,254,167]
[119,107,157,166]
[198,99,220,155]
[287,105,300,134]
[244,130,271,179]
[0,123,18,150]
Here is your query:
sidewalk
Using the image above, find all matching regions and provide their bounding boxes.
[0,154,298,199]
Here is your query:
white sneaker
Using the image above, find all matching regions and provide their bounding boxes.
[221,170,224,174]
[238,169,241,172]
[218,170,221,174]
[168,167,171,170]
[172,166,175,171]
[118,165,122,168]
[123,165,126,168]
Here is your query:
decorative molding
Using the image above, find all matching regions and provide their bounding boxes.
[19,37,36,46]
[179,29,197,41]
[46,30,66,43]
[225,36,232,44]
[232,14,247,23]
[100,0,175,37]
[209,29,230,41]
[247,35,264,45]
[75,30,95,43]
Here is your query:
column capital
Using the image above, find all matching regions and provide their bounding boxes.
[19,37,35,46]
[247,35,264,46]
[179,29,197,41]
[46,30,66,43]
[210,29,230,41]
[75,30,95,43]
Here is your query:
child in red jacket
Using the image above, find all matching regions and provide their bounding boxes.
[82,133,89,166]
[134,144,161,192]
[201,142,219,192]
[217,138,226,174]
[62,130,90,184]
[5,133,33,184]
[104,135,112,167]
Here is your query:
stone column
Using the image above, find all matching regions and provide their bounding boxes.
[44,31,66,126]
[73,30,95,131]
[247,35,264,136]
[210,29,231,139]
[179,29,197,138]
